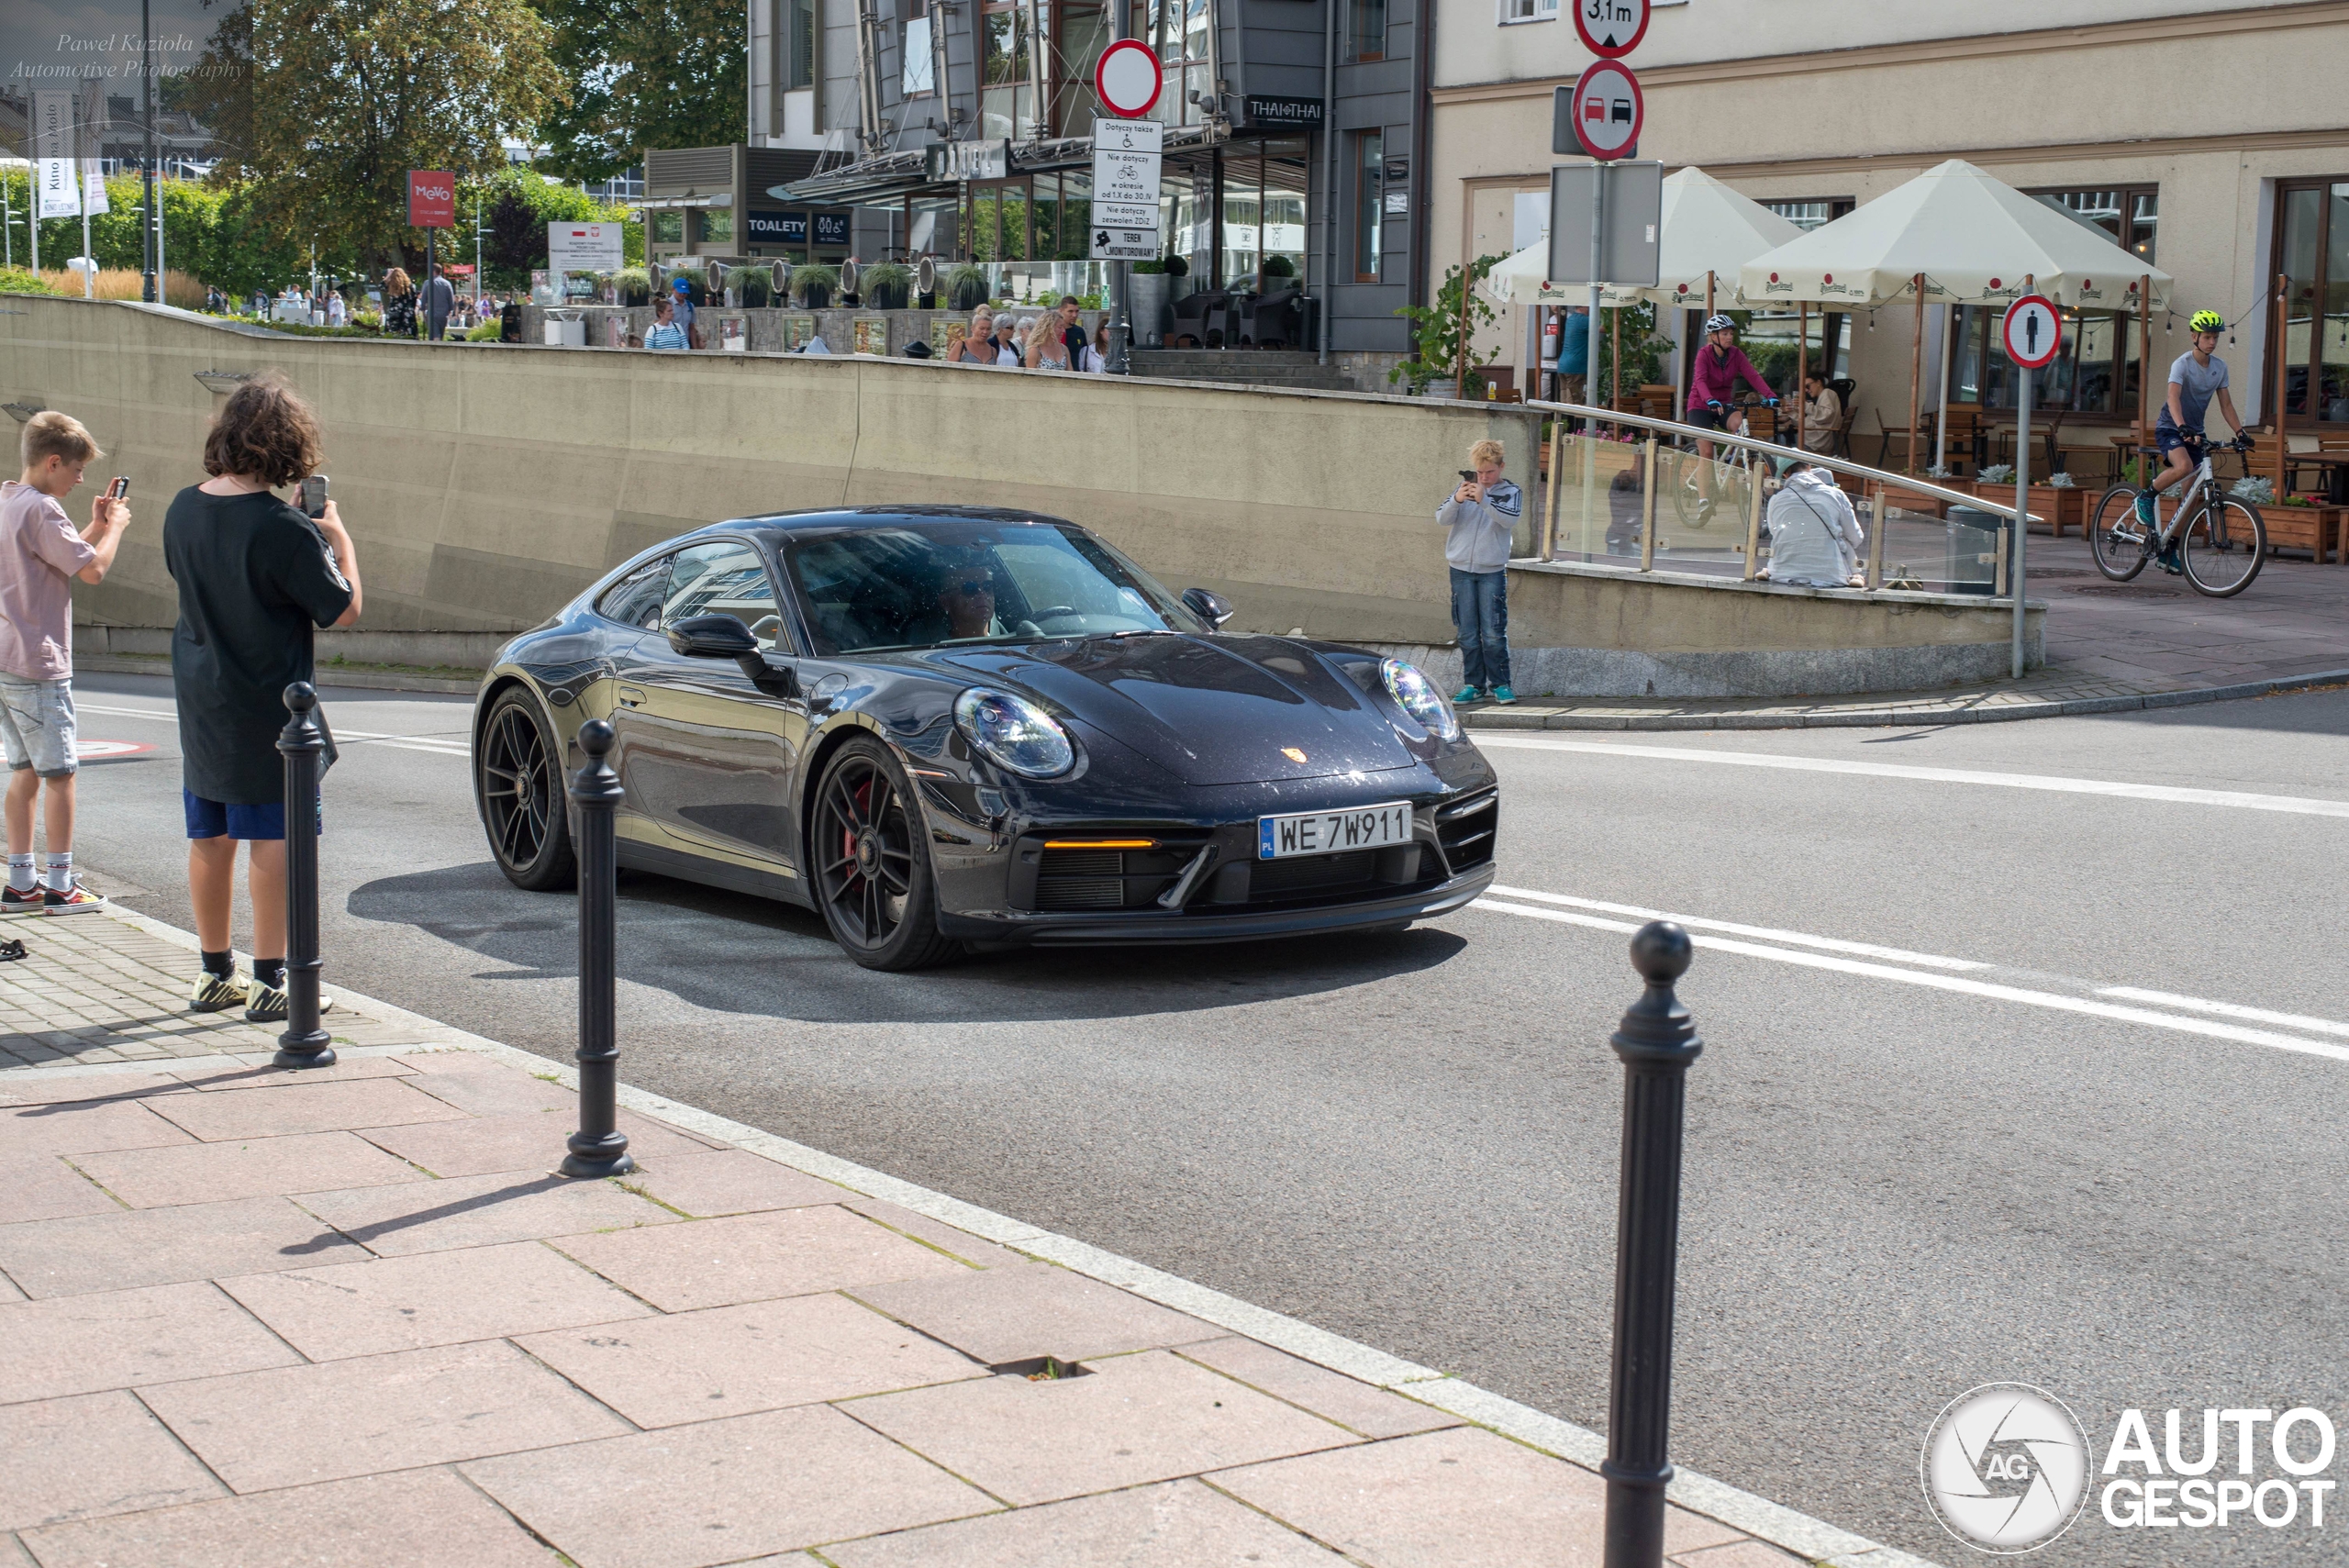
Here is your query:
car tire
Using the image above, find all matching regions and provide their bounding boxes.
[809,734,960,972]
[477,687,576,892]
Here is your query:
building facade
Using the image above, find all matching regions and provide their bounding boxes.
[737,0,1438,358]
[1428,0,2349,438]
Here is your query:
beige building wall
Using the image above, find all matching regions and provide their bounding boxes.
[1430,2,2349,439]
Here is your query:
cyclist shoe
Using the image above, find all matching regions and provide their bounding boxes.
[2133,491,2156,527]
[1453,685,1482,704]
[1490,686,1518,705]
[0,884,42,917]
[42,882,105,916]
[189,970,245,1014]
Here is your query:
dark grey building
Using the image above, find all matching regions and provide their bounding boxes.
[737,0,1430,359]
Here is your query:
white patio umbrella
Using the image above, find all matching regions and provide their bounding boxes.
[1735,158,2176,474]
[1482,167,1805,310]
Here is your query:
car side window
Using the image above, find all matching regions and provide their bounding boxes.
[596,556,673,630]
[662,540,786,651]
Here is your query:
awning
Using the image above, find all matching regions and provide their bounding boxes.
[772,125,1224,206]
[1737,160,2174,311]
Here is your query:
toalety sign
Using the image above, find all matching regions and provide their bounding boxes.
[1923,1387,2343,1554]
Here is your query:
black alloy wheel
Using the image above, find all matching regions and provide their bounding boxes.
[479,688,575,890]
[810,735,958,971]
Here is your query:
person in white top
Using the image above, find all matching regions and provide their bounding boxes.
[1760,462,1865,587]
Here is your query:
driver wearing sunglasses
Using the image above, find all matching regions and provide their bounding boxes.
[935,562,1006,641]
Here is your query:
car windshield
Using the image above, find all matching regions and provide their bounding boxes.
[785,520,1208,656]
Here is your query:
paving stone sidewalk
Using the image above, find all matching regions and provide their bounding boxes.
[0,911,1889,1568]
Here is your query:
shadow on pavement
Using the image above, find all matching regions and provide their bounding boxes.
[347,861,1470,1025]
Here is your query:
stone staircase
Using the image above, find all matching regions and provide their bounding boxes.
[1124,349,1360,393]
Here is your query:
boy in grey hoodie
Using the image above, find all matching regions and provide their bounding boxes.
[1435,439,1520,704]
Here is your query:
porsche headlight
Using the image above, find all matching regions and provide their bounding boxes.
[953,688,1075,778]
[1381,658,1459,740]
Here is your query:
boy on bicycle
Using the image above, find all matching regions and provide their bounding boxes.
[1687,315,1778,517]
[2139,311,2243,562]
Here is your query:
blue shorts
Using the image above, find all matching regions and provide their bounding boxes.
[2154,423,2201,458]
[183,790,318,841]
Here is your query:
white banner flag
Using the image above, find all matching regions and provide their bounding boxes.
[32,91,81,219]
[82,164,109,217]
[80,82,109,217]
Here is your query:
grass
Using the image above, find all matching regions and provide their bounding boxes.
[32,267,207,309]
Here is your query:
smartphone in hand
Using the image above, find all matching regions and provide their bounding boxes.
[299,475,329,518]
[107,477,129,500]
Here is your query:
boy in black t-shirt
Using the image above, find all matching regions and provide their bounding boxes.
[163,377,362,1023]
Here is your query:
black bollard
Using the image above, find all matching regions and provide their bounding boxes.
[560,719,633,1178]
[1601,921,1703,1568]
[273,683,334,1069]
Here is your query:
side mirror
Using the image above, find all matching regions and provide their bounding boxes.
[666,613,760,658]
[1182,586,1234,628]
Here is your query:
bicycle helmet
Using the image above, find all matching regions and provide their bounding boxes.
[2188,309,2224,334]
[1703,314,1737,334]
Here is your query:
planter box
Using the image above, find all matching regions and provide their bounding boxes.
[2265,504,2343,562]
[1954,480,2085,536]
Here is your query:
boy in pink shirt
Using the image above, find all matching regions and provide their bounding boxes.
[0,412,131,913]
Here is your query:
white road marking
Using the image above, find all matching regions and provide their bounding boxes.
[1471,898,2349,1064]
[1485,884,1986,971]
[1475,736,2349,818]
[77,702,468,757]
[2098,986,2349,1040]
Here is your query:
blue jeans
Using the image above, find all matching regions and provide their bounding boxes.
[1449,568,1510,690]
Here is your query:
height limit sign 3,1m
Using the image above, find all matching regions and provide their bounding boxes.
[1575,0,1650,57]
[1090,116,1163,261]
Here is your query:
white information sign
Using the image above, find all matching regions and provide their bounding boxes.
[548,221,626,273]
[1089,116,1163,261]
[32,91,80,219]
[2002,295,2062,370]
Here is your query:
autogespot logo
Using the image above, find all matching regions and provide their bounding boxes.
[1921,1384,2093,1553]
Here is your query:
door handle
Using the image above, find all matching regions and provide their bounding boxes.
[616,685,647,708]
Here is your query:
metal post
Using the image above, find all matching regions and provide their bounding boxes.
[562,719,634,1179]
[273,684,334,1070]
[140,0,155,303]
[1586,165,1603,429]
[1742,454,1765,581]
[1600,920,1703,1568]
[1796,303,1809,450]
[2013,361,2031,679]
[1933,303,1953,473]
[1865,480,1885,590]
[1639,436,1657,571]
[1542,414,1563,561]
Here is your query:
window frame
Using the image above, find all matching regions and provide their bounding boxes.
[1497,0,1557,23]
[1344,0,1386,63]
[1352,129,1384,284]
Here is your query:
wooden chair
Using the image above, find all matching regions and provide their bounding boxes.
[1874,406,1932,472]
[1940,405,1987,475]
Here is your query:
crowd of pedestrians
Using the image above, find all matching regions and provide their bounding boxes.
[0,381,361,1022]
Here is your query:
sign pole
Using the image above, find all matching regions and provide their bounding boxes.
[2014,359,2030,679]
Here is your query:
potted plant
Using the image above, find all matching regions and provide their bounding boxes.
[1390,256,1501,398]
[863,261,913,310]
[726,264,772,308]
[1129,258,1169,347]
[1163,250,1194,307]
[1261,254,1297,284]
[793,264,839,309]
[945,263,990,313]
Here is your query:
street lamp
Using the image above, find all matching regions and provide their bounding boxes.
[141,0,156,303]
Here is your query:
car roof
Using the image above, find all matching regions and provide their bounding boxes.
[710,506,1079,541]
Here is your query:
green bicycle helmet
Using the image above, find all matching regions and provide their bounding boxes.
[2189,309,2225,334]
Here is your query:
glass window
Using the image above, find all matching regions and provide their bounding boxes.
[1763,200,1837,232]
[904,9,933,96]
[596,556,673,629]
[787,0,816,88]
[662,541,785,649]
[1353,130,1383,283]
[1500,0,1557,17]
[1347,0,1386,61]
[785,521,1206,655]
[2325,183,2349,423]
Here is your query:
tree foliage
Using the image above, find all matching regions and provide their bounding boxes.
[1391,257,1505,395]
[240,0,567,272]
[529,0,746,183]
[459,166,640,289]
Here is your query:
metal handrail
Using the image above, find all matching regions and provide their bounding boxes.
[1522,398,2029,523]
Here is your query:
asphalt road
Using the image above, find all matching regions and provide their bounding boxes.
[59,670,2349,1568]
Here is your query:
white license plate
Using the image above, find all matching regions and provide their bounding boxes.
[1258,802,1413,860]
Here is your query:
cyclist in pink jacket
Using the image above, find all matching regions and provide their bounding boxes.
[1687,315,1779,518]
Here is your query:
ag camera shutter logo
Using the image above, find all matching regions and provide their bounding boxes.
[1921,1384,2092,1553]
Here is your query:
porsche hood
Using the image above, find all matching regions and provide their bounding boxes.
[935,634,1424,786]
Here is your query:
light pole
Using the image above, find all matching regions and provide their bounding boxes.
[140,0,156,303]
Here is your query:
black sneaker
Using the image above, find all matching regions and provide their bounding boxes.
[0,884,42,917]
[41,881,105,916]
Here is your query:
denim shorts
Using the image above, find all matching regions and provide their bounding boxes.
[0,676,76,778]
[184,790,322,842]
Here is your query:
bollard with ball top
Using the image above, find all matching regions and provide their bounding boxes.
[560,718,633,1178]
[1602,921,1703,1568]
[273,683,334,1069]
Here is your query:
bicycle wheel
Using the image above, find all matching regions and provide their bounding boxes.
[2087,484,2153,582]
[2179,496,2266,597]
[1675,449,1742,531]
[1669,454,1711,529]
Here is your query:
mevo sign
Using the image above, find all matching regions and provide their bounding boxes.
[408,171,455,228]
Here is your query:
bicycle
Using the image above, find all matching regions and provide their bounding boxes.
[2087,433,2266,596]
[1672,398,1779,530]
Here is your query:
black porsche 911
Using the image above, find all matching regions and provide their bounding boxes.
[471,507,1498,970]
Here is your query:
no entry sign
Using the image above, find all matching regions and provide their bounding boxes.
[2003,295,2062,369]
[1094,40,1163,118]
[407,171,454,228]
[1574,0,1651,58]
[1569,61,1642,161]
